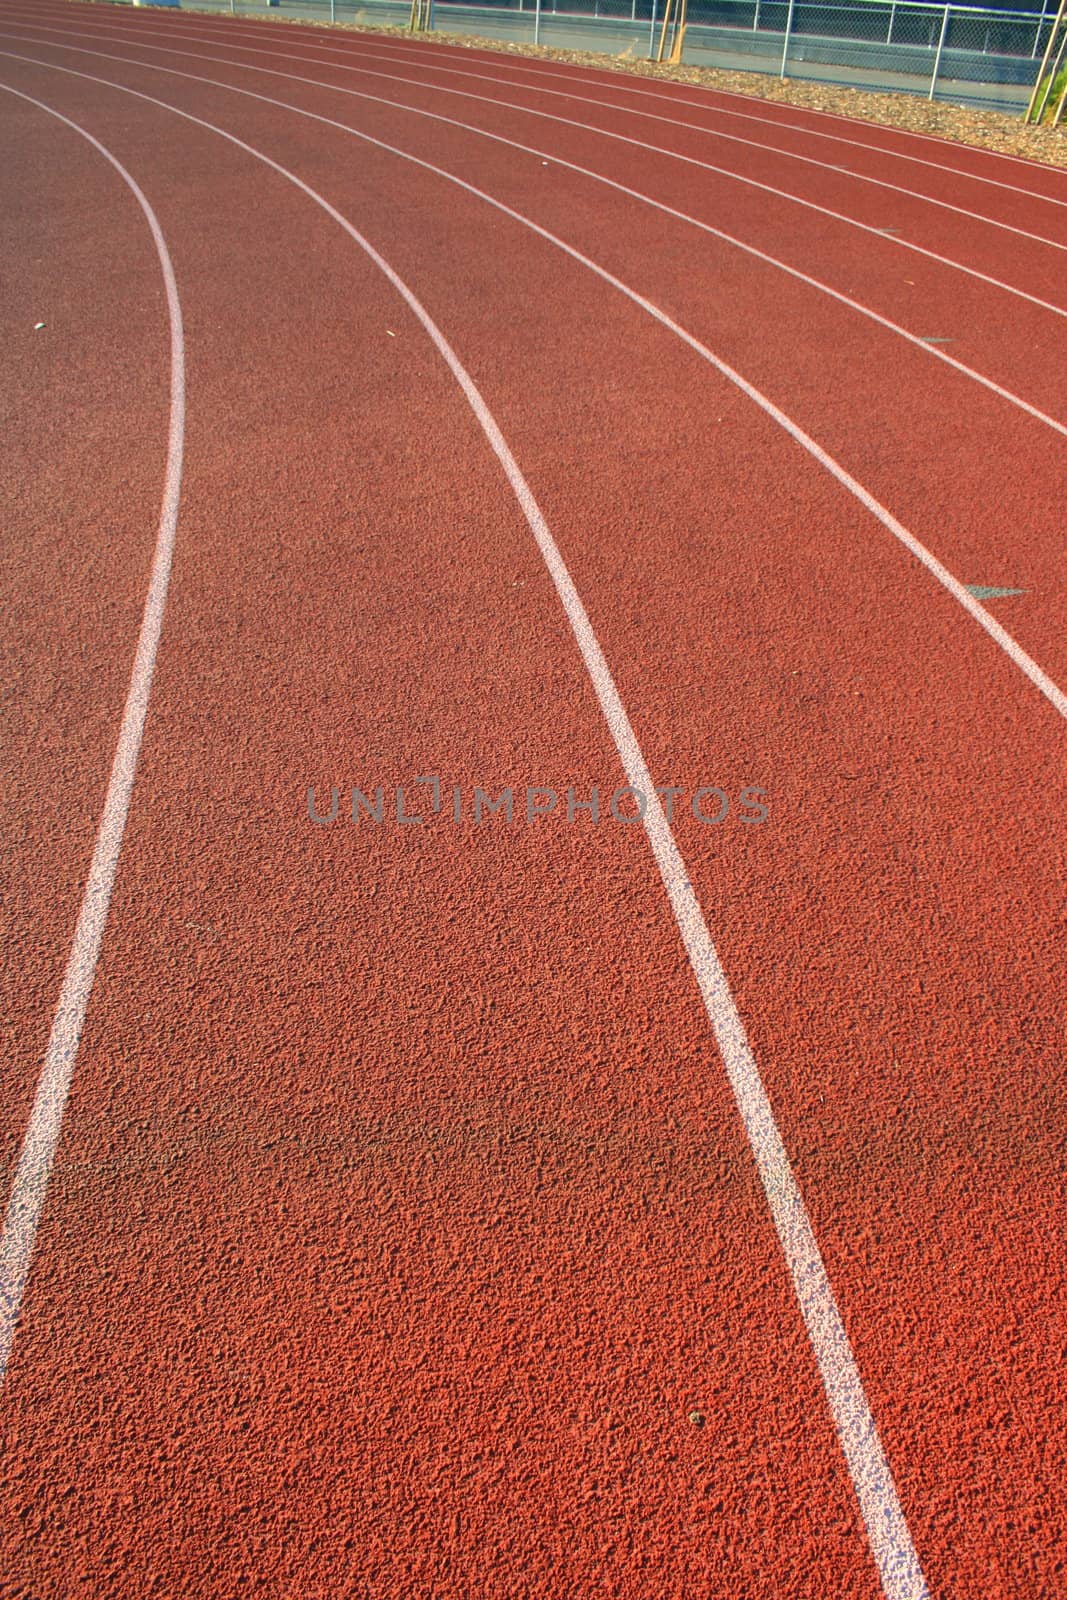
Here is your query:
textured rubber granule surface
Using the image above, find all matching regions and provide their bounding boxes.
[0,6,1064,1598]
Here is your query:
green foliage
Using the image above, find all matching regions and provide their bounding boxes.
[1034,59,1067,123]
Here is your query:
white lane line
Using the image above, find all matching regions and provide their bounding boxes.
[35,0,1067,192]
[298,21,1067,185]
[317,30,1067,210]
[5,47,1065,726]
[11,20,1062,437]
[0,83,185,1382]
[260,33,1067,246]
[12,12,1062,323]
[36,6,1062,252]
[0,60,930,1597]
[256,39,1067,253]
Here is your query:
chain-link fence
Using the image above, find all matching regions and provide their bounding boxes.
[174,0,1057,113]
[681,0,1053,109]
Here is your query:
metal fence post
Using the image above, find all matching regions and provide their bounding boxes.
[534,0,542,45]
[330,0,336,21]
[649,0,658,56]
[929,2,950,98]
[887,1,896,44]
[753,0,760,30]
[1032,0,1049,57]
[779,0,796,77]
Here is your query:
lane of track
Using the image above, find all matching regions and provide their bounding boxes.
[16,5,1067,371]
[0,53,921,1600]
[80,1,1067,228]
[0,83,184,1379]
[0,85,176,1205]
[187,25,1067,241]
[41,0,1067,206]
[341,32,1067,204]
[0,25,1062,1600]
[351,35,1067,204]
[24,3,1067,293]
[305,19,1067,189]
[215,34,1067,272]
[354,26,1067,190]
[15,9,1067,334]
[7,27,1066,693]
[8,9,1067,441]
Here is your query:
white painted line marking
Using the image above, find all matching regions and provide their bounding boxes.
[10,13,1065,323]
[25,2,1067,217]
[0,86,185,1382]
[298,37,1067,253]
[8,24,1063,437]
[5,48,1063,725]
[24,0,1067,192]
[339,32,1067,209]
[34,26,1064,435]
[0,63,929,1595]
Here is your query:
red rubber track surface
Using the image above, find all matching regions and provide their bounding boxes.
[12,5,1067,299]
[138,18,1067,224]
[24,0,1067,198]
[1,5,1064,1597]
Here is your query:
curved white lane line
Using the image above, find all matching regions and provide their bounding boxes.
[24,5,1063,250]
[3,46,1065,724]
[30,1,1067,206]
[0,83,185,1382]
[10,12,1062,323]
[318,31,1067,208]
[240,38,1067,252]
[37,0,1067,188]
[0,58,930,1597]
[11,19,1062,435]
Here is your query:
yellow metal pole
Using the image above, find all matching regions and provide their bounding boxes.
[669,0,688,61]
[656,0,674,62]
[1026,0,1066,120]
[1034,17,1067,118]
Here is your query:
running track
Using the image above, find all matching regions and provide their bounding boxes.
[1,3,1065,1595]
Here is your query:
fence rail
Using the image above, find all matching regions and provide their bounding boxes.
[168,0,1059,112]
